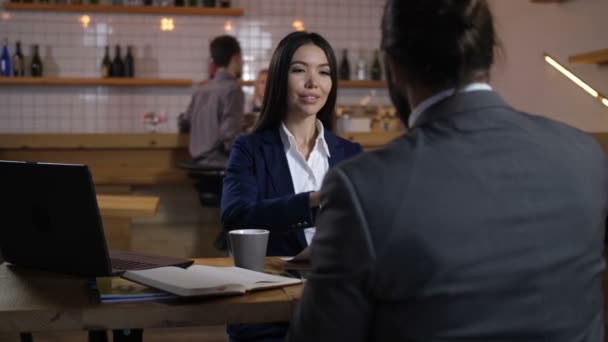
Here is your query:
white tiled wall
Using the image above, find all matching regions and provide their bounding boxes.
[0,0,391,133]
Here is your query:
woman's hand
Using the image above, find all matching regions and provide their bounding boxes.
[309,191,321,208]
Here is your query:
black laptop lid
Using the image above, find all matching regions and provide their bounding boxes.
[0,160,113,276]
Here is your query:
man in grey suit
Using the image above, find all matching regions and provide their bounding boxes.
[288,0,607,341]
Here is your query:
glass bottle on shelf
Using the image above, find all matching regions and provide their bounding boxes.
[188,0,197,6]
[202,0,215,6]
[370,50,382,81]
[124,46,134,78]
[110,45,124,77]
[112,0,122,5]
[12,41,24,77]
[89,0,99,4]
[143,0,153,5]
[339,49,350,81]
[101,45,111,78]
[219,0,230,7]
[1,39,11,77]
[30,44,43,77]
[356,49,367,80]
[174,0,185,6]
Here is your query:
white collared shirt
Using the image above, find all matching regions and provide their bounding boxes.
[408,83,493,128]
[279,119,330,245]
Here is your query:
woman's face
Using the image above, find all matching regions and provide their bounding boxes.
[286,44,332,121]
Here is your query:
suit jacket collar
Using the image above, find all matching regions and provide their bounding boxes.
[259,127,344,250]
[412,90,511,129]
[260,126,345,175]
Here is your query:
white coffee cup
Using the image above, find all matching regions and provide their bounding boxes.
[228,229,269,272]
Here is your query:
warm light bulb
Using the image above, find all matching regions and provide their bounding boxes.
[224,20,233,32]
[602,98,608,108]
[161,18,174,31]
[544,55,598,98]
[79,15,91,28]
[292,20,305,32]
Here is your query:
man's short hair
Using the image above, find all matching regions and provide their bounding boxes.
[210,35,241,68]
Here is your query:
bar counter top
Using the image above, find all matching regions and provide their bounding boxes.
[0,131,405,186]
[2,131,607,187]
[0,131,404,150]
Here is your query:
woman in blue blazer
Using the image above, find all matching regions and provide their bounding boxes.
[220,31,362,342]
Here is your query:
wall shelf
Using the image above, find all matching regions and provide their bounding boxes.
[568,49,608,65]
[530,0,563,3]
[339,80,386,88]
[2,3,244,16]
[0,78,386,88]
[0,77,193,86]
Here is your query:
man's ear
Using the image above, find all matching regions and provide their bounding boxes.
[385,53,404,84]
[231,54,243,67]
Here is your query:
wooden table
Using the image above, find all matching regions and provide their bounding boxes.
[97,195,160,250]
[0,257,302,338]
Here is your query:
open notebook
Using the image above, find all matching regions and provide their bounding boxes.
[123,265,302,297]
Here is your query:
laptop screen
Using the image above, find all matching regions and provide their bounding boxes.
[0,160,113,276]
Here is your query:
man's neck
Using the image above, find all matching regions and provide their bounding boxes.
[216,67,235,78]
[407,76,490,109]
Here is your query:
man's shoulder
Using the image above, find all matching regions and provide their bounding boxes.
[519,110,603,157]
[333,133,416,185]
[195,78,241,93]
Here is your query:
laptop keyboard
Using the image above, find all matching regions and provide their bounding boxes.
[110,258,156,271]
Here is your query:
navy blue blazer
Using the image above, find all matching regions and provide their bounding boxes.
[221,126,362,256]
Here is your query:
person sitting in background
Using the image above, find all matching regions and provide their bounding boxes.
[288,0,607,341]
[181,35,244,168]
[242,68,269,134]
[221,31,363,342]
[246,68,268,113]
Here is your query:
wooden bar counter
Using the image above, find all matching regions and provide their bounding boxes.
[1,131,607,187]
[0,132,404,187]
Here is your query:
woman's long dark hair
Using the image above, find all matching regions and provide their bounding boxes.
[255,31,338,132]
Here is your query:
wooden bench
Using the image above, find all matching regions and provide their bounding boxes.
[96,194,159,250]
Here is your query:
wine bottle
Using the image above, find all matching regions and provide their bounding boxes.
[219,0,230,7]
[30,44,43,77]
[101,46,111,78]
[1,39,12,77]
[110,45,124,77]
[12,41,24,77]
[339,49,350,81]
[356,49,367,80]
[202,0,215,6]
[370,50,382,81]
[124,46,134,78]
[174,0,184,6]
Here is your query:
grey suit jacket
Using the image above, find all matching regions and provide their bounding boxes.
[288,91,607,342]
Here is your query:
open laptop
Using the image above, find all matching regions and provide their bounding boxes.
[0,160,194,277]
